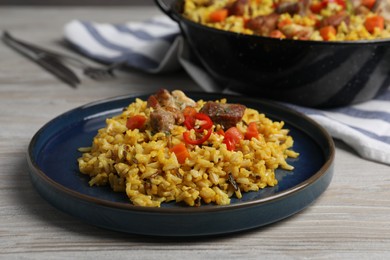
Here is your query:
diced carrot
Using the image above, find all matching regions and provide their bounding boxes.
[319,25,336,41]
[310,2,325,14]
[269,30,286,39]
[362,0,376,9]
[126,115,147,130]
[243,17,250,28]
[314,18,322,28]
[209,9,228,23]
[170,143,190,164]
[277,19,292,29]
[245,122,259,140]
[364,15,384,34]
[335,0,346,9]
[183,106,197,118]
[223,127,244,151]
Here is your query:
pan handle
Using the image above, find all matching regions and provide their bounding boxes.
[154,0,179,21]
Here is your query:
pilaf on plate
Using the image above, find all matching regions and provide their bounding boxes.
[77,89,299,207]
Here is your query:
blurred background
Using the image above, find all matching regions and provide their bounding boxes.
[0,0,153,5]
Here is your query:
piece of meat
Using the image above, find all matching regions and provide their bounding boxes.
[354,5,371,15]
[147,89,196,110]
[171,90,196,109]
[280,23,313,39]
[375,0,390,22]
[165,106,185,125]
[275,2,300,15]
[246,13,280,36]
[147,95,159,108]
[147,89,196,133]
[154,88,175,108]
[320,12,350,27]
[228,0,248,16]
[150,108,176,133]
[372,0,383,11]
[299,0,312,15]
[199,101,246,129]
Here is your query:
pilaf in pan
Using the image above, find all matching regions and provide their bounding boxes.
[183,0,390,41]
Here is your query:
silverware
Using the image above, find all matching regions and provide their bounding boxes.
[2,31,81,88]
[3,31,124,81]
[82,61,125,80]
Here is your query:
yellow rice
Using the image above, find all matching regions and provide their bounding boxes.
[183,0,390,41]
[77,95,299,207]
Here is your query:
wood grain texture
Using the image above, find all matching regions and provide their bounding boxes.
[0,6,389,259]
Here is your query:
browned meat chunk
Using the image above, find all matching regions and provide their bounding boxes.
[199,101,246,129]
[373,0,389,17]
[246,13,280,35]
[228,0,248,16]
[147,89,196,110]
[299,0,312,15]
[165,106,185,125]
[154,88,175,108]
[150,108,176,133]
[280,23,313,39]
[320,12,350,27]
[275,2,300,15]
[147,95,159,108]
[147,89,196,133]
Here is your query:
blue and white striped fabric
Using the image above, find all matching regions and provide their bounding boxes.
[286,93,390,164]
[64,17,390,165]
[64,17,182,73]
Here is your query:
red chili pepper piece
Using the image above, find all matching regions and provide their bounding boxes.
[183,129,212,145]
[183,111,213,145]
[184,112,213,133]
[184,115,196,130]
[194,113,213,132]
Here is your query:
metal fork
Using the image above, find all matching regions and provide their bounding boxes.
[3,31,125,80]
[83,61,126,79]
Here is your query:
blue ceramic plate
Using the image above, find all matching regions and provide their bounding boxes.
[27,92,335,237]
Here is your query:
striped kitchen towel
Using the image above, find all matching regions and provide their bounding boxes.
[286,94,390,165]
[64,17,390,165]
[64,17,182,73]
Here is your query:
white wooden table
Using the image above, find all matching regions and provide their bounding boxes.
[1,6,389,259]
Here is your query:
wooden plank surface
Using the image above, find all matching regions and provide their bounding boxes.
[0,6,389,259]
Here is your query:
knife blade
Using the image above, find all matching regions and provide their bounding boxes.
[35,54,80,88]
[2,31,80,88]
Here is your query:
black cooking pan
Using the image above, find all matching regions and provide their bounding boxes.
[155,0,390,107]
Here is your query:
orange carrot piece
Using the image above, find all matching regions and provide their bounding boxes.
[364,15,384,34]
[209,9,228,23]
[183,106,197,118]
[269,30,286,39]
[310,2,325,14]
[277,19,292,29]
[319,26,336,41]
[126,115,147,130]
[245,122,259,140]
[170,143,190,164]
